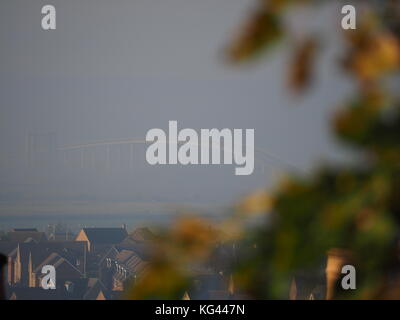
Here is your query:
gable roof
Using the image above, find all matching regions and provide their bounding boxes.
[126,227,156,243]
[99,242,153,267]
[83,278,108,300]
[112,249,150,281]
[79,228,128,245]
[33,252,82,277]
[10,241,86,274]
[99,246,120,265]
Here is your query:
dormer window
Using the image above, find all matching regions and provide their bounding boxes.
[106,258,112,268]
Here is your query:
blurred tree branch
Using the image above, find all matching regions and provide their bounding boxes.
[128,0,400,300]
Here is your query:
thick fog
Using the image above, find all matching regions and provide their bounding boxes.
[0,0,353,217]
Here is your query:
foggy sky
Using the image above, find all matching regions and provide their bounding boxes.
[0,0,355,217]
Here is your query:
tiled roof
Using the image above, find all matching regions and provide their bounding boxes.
[10,241,86,274]
[117,242,154,260]
[33,252,62,273]
[80,228,128,244]
[112,249,149,281]
[7,230,47,243]
[124,227,156,243]
[33,252,82,276]
[11,243,51,267]
[0,241,19,256]
[83,278,108,300]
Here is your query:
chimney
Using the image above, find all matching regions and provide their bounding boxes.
[65,281,75,293]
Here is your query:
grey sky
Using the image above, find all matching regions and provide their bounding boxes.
[0,1,355,217]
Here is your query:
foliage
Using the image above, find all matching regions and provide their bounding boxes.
[128,0,400,299]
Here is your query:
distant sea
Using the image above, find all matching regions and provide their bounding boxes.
[0,212,229,233]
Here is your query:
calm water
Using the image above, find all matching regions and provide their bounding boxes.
[0,212,229,233]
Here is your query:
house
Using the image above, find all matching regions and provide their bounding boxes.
[9,287,67,300]
[121,227,156,246]
[99,246,150,292]
[112,249,150,291]
[8,241,87,287]
[82,278,109,300]
[9,243,49,286]
[75,227,128,252]
[7,278,109,300]
[62,277,111,300]
[32,252,83,288]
